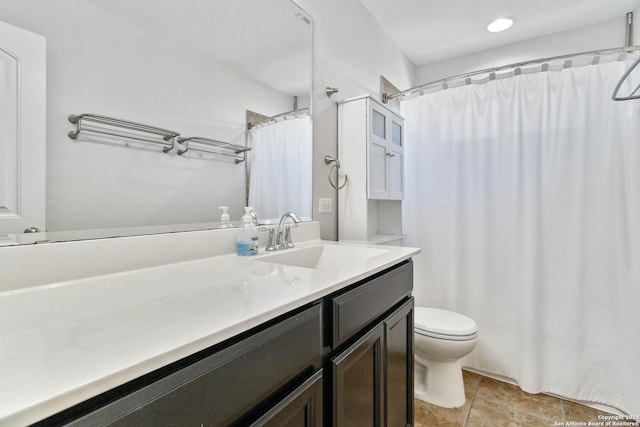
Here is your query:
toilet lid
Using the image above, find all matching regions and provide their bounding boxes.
[414,307,478,337]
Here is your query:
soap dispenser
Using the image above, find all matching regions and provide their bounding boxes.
[236,207,259,256]
[216,206,234,229]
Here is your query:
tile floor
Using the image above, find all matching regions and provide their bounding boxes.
[414,370,616,427]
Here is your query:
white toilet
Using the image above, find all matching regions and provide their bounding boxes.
[414,307,479,408]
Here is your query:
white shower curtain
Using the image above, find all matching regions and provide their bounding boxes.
[248,115,312,221]
[403,56,640,413]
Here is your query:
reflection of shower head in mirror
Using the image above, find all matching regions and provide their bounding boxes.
[325,87,339,97]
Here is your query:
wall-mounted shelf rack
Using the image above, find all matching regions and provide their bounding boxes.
[176,137,251,164]
[67,113,250,163]
[68,113,180,153]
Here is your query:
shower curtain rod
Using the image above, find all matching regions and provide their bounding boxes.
[248,107,310,129]
[382,45,640,103]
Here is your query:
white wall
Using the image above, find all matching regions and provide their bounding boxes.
[0,0,293,232]
[294,0,415,240]
[416,16,632,84]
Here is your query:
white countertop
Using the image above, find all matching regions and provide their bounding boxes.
[0,239,419,426]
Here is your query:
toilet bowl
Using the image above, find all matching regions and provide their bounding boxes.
[414,307,479,408]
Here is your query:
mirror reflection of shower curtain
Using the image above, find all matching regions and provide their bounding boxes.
[403,55,640,414]
[248,115,312,222]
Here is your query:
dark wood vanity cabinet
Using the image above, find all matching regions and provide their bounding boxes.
[52,304,324,427]
[331,324,385,426]
[384,299,415,427]
[40,260,413,427]
[326,261,414,427]
[250,370,324,427]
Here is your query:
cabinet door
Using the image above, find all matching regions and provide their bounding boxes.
[388,117,404,200]
[384,298,414,427]
[368,101,404,200]
[331,324,385,427]
[250,370,323,427]
[368,105,391,200]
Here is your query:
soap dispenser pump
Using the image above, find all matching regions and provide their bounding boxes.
[216,206,233,229]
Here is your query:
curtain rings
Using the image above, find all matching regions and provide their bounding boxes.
[325,155,347,190]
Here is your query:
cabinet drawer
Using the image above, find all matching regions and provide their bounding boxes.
[64,304,323,427]
[330,261,412,348]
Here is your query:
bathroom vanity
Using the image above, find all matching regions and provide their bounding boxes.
[0,224,419,427]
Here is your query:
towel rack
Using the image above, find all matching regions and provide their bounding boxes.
[176,137,251,164]
[325,155,347,190]
[68,113,180,153]
[68,113,250,163]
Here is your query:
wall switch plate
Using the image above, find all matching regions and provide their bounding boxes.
[319,198,333,213]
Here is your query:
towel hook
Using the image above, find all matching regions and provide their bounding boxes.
[325,155,347,190]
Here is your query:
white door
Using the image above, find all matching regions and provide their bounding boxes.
[0,21,46,236]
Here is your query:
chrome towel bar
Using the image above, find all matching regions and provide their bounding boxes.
[176,137,251,163]
[68,113,180,153]
[67,113,250,163]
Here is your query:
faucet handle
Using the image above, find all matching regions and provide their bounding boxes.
[259,227,277,251]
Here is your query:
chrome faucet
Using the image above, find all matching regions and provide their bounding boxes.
[248,210,258,226]
[261,212,301,251]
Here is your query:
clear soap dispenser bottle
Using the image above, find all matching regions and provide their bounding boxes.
[236,207,259,256]
[216,206,234,229]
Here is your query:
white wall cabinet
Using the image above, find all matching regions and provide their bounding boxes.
[368,99,404,200]
[338,96,404,245]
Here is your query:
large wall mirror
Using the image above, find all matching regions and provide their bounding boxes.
[0,0,312,245]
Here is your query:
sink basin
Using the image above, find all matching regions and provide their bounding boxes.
[255,244,389,270]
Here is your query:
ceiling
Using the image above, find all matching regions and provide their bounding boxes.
[360,0,640,66]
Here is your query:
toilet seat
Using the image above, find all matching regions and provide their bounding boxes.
[415,307,478,341]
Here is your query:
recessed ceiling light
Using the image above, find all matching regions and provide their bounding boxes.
[487,17,514,33]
